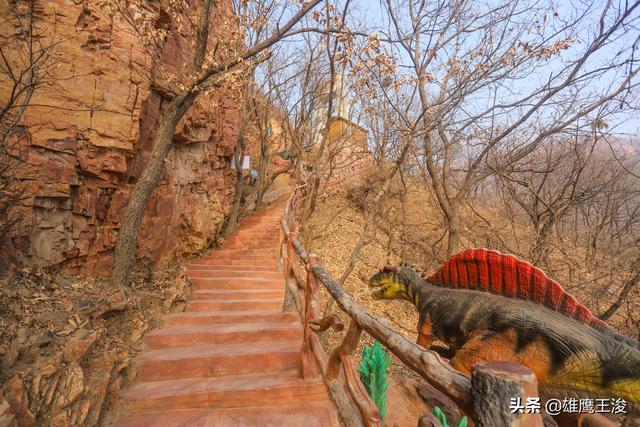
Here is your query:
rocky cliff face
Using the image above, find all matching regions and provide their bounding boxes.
[1,0,242,274]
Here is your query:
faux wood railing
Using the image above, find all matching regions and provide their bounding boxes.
[278,180,570,427]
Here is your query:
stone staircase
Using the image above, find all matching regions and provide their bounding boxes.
[108,200,340,426]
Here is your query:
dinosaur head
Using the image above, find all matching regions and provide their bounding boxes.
[368,264,423,301]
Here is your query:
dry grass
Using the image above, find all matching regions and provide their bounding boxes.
[306,182,422,380]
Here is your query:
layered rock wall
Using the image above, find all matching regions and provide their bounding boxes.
[1,0,242,274]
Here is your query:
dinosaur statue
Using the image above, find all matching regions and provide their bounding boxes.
[368,248,640,414]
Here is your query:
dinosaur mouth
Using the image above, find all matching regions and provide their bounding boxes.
[368,282,386,300]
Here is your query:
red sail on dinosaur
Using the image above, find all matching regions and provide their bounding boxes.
[426,248,610,331]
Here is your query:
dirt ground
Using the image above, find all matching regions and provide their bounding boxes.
[0,265,191,426]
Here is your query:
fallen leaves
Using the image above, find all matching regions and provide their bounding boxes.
[0,264,191,425]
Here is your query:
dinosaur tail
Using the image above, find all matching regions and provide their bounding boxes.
[547,345,640,407]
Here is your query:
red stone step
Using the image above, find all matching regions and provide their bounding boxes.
[187,298,283,311]
[238,219,280,223]
[220,241,277,249]
[210,243,280,249]
[164,310,298,327]
[221,237,280,244]
[200,249,279,257]
[202,248,278,254]
[186,265,281,273]
[226,236,279,243]
[218,246,278,253]
[234,228,279,233]
[226,229,280,235]
[134,340,302,381]
[218,245,278,251]
[120,371,328,413]
[189,259,279,267]
[190,282,283,292]
[188,264,280,272]
[111,402,340,427]
[188,276,283,283]
[186,269,282,279]
[222,232,279,238]
[192,289,285,300]
[219,240,278,246]
[224,235,277,241]
[108,196,342,426]
[190,265,281,272]
[144,323,302,349]
[200,255,276,262]
[190,256,278,263]
[201,253,279,259]
[239,219,282,225]
[236,220,280,225]
[228,225,280,231]
[236,230,280,234]
[189,277,283,290]
[231,231,280,236]
[200,254,277,261]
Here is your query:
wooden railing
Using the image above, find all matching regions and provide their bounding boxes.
[279,179,558,427]
[280,182,382,426]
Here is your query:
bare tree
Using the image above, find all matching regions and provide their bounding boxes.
[246,74,295,210]
[494,132,615,265]
[105,0,323,286]
[490,131,640,328]
[600,264,639,321]
[362,0,640,256]
[222,82,253,238]
[295,1,358,247]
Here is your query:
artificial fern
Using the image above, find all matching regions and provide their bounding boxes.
[433,406,468,427]
[358,341,392,420]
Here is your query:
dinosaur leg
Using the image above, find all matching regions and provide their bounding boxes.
[416,315,433,348]
[449,331,507,375]
[449,329,552,379]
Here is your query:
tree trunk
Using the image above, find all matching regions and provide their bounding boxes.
[110,95,193,286]
[600,269,640,321]
[301,173,321,247]
[446,209,462,258]
[254,165,292,210]
[224,173,245,237]
[529,221,554,265]
[255,183,267,209]
[223,136,247,237]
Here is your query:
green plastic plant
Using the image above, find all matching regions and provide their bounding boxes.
[432,406,468,427]
[358,341,392,420]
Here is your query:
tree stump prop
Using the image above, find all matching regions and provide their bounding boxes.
[471,361,544,427]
